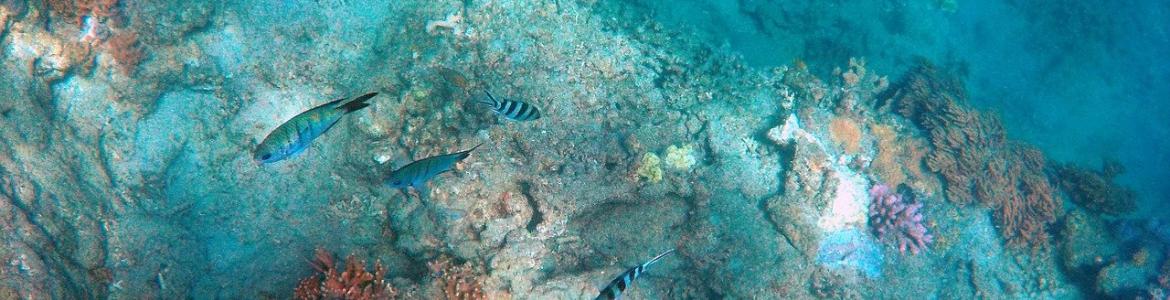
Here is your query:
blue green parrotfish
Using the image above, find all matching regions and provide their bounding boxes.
[480,90,541,121]
[595,249,675,300]
[385,144,482,197]
[254,92,379,164]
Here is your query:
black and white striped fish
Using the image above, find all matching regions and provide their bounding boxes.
[479,91,541,121]
[595,249,675,300]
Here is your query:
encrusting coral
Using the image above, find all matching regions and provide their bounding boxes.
[868,184,932,255]
[664,144,697,170]
[294,249,397,300]
[886,62,1060,251]
[869,124,932,192]
[634,152,664,183]
[1053,160,1136,215]
[828,117,862,154]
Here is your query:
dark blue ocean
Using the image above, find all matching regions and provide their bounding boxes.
[0,0,1166,298]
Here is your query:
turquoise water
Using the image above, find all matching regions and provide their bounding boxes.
[1,0,1166,298]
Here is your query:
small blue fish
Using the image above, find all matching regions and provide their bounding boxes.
[595,249,675,300]
[385,144,482,197]
[254,92,378,164]
[480,90,541,121]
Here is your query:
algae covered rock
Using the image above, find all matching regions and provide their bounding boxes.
[635,152,664,183]
[1097,260,1157,297]
[1061,211,1120,273]
[664,144,697,170]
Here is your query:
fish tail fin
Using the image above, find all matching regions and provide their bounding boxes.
[339,92,379,113]
[643,249,675,268]
[479,91,499,107]
[455,143,483,161]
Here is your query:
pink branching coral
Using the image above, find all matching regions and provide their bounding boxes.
[294,248,397,300]
[868,184,932,255]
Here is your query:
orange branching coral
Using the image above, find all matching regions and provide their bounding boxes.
[888,62,1061,250]
[829,117,862,154]
[988,146,1059,250]
[295,248,397,300]
[427,256,486,300]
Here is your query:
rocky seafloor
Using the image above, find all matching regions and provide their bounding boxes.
[0,0,1163,299]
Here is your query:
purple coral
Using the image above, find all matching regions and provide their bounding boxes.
[868,184,933,255]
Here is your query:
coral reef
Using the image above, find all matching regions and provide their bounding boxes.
[1053,160,1136,215]
[867,184,932,255]
[887,62,1060,250]
[832,57,889,115]
[426,256,485,300]
[0,0,1138,298]
[294,249,396,300]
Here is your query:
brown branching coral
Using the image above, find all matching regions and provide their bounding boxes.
[427,255,486,300]
[1053,160,1136,215]
[887,62,1061,251]
[295,248,397,300]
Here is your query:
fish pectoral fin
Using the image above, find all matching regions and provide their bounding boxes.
[414,184,431,201]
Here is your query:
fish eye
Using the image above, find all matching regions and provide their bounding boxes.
[261,154,272,160]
